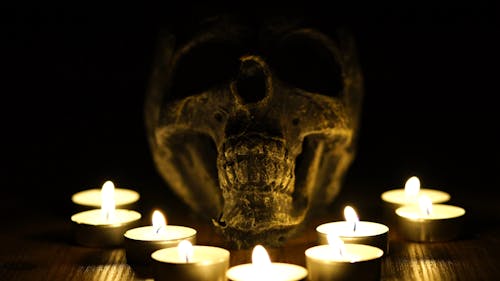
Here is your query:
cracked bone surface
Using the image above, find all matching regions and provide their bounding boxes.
[145,14,363,248]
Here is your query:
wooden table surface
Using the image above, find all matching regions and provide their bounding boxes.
[2,2,498,280]
[1,183,499,281]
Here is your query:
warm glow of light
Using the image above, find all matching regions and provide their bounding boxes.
[404,176,421,198]
[177,240,193,262]
[152,210,167,234]
[101,180,116,220]
[419,195,433,216]
[252,245,272,266]
[344,205,359,232]
[327,234,346,257]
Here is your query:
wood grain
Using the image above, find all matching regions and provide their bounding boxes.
[1,188,499,281]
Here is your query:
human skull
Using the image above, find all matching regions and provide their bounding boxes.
[145,15,363,248]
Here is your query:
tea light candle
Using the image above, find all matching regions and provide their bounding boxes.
[316,206,389,254]
[71,180,140,210]
[381,176,451,207]
[381,176,450,223]
[305,235,384,281]
[71,182,142,247]
[226,245,308,281]
[395,195,466,242]
[151,240,230,281]
[124,210,197,265]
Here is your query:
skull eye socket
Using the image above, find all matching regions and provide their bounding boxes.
[269,33,343,97]
[169,42,242,102]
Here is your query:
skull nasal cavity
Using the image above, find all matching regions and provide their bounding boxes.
[235,59,268,104]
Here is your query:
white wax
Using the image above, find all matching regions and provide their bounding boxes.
[305,244,383,263]
[316,221,388,237]
[226,263,308,281]
[72,188,140,207]
[396,204,466,220]
[124,225,196,241]
[381,188,450,205]
[152,246,229,264]
[71,209,141,225]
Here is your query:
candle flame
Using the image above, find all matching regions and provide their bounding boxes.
[404,176,421,198]
[101,180,116,221]
[419,195,433,216]
[178,240,193,263]
[152,210,167,234]
[343,206,359,232]
[252,245,271,266]
[327,234,346,257]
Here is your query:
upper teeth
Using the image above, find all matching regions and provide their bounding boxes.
[218,136,294,193]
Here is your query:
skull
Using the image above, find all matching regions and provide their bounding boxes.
[145,14,363,248]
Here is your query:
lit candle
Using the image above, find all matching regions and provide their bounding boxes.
[124,209,197,265]
[395,195,466,242]
[151,240,230,281]
[71,180,140,211]
[380,176,450,222]
[70,181,142,247]
[226,245,308,281]
[305,234,384,281]
[316,205,389,254]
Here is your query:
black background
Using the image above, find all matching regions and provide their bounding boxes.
[2,3,498,215]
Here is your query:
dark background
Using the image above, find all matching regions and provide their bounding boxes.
[2,3,498,216]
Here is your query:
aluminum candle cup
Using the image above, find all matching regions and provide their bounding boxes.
[316,221,389,255]
[151,243,230,281]
[305,244,384,281]
[72,188,140,211]
[380,176,450,225]
[317,206,390,255]
[124,210,197,265]
[71,209,142,247]
[226,245,308,281]
[395,203,466,242]
[71,180,140,212]
[124,225,197,264]
[381,189,450,210]
[226,263,308,281]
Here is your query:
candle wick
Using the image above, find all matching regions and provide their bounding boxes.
[185,255,189,263]
[156,226,162,234]
[353,222,357,232]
